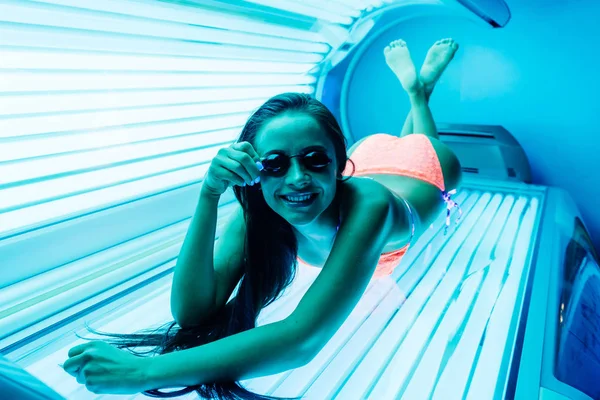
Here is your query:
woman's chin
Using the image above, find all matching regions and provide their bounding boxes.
[278,203,322,225]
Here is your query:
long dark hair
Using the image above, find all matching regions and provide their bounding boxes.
[82,93,355,399]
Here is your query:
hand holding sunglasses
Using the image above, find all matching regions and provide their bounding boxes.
[202,141,264,198]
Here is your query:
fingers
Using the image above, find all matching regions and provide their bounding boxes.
[218,156,252,187]
[208,141,263,194]
[235,141,260,162]
[228,142,262,186]
[63,352,89,376]
[67,342,93,357]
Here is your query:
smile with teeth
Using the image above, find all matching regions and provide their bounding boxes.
[282,194,316,203]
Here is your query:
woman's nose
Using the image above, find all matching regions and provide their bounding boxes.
[286,159,309,182]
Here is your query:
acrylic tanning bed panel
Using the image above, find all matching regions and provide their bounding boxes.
[247,188,540,400]
[17,187,541,399]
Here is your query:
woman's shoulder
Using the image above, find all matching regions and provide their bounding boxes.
[338,177,393,222]
[340,177,413,248]
[340,177,394,207]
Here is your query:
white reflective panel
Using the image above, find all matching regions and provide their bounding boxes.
[0,85,314,115]
[465,198,539,399]
[0,129,241,187]
[404,197,534,400]
[337,0,369,9]
[0,85,314,116]
[29,0,327,41]
[334,191,486,398]
[0,223,186,312]
[0,115,250,162]
[270,191,482,398]
[25,286,180,398]
[0,99,264,138]
[368,192,506,399]
[12,188,541,399]
[249,189,536,400]
[428,198,524,397]
[0,163,211,236]
[241,0,354,24]
[0,0,437,396]
[275,278,406,397]
[0,144,226,211]
[287,0,362,18]
[356,192,536,400]
[0,50,318,73]
[0,72,317,94]
[0,202,241,336]
[367,0,386,9]
[0,3,329,53]
[0,245,182,339]
[0,25,325,62]
[401,267,484,400]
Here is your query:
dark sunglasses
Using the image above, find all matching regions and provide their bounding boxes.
[259,151,332,177]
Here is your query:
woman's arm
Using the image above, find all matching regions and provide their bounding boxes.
[284,181,393,357]
[145,182,395,389]
[145,317,310,389]
[170,187,220,328]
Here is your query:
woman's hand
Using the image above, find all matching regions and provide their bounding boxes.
[202,141,264,198]
[62,341,154,394]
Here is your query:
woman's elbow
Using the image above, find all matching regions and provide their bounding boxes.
[294,339,320,367]
[277,319,322,367]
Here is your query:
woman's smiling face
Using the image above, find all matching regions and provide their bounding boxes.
[253,112,338,228]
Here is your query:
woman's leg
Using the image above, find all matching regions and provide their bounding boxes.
[350,39,462,195]
[397,39,459,137]
[399,92,430,137]
[384,40,438,139]
[409,88,438,139]
[382,39,463,208]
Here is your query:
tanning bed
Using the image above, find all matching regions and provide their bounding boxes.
[1,124,598,400]
[0,0,597,399]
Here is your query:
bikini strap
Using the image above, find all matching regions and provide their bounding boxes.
[399,197,416,244]
[442,189,463,235]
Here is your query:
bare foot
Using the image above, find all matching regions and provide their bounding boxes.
[419,38,459,93]
[384,39,422,94]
